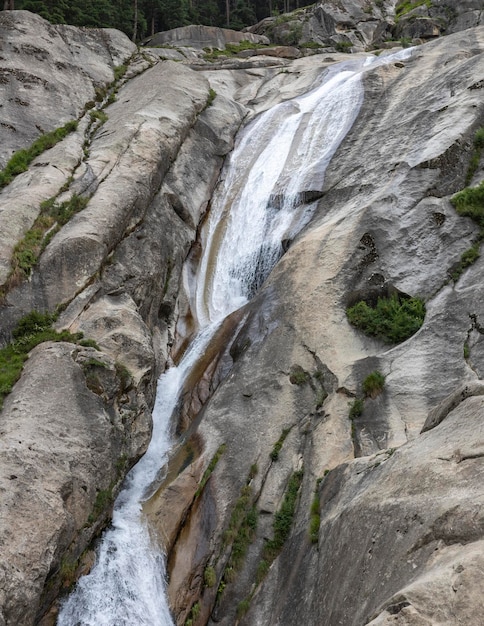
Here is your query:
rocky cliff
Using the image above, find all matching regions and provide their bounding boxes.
[0,5,484,626]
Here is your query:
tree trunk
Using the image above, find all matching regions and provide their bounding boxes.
[132,0,138,42]
[226,0,230,27]
[4,0,15,10]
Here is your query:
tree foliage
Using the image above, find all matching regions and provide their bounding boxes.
[8,0,313,40]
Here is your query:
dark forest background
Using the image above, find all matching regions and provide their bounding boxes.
[2,0,315,41]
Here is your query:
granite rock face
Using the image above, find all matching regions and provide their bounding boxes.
[1,6,484,626]
[246,0,483,51]
[147,24,484,626]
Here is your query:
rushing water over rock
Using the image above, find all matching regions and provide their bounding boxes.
[57,49,412,626]
[192,52,411,326]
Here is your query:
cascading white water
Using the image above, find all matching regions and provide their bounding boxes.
[57,49,412,626]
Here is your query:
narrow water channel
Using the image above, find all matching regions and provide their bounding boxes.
[57,49,412,626]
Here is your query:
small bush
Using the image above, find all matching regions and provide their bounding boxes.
[309,491,320,544]
[451,242,481,281]
[263,470,303,561]
[349,398,364,420]
[204,88,217,110]
[113,64,128,81]
[346,293,425,344]
[362,371,385,398]
[289,365,310,385]
[270,428,290,461]
[256,559,270,583]
[204,565,216,588]
[89,109,108,124]
[0,311,93,409]
[451,181,484,227]
[237,599,251,618]
[309,513,321,544]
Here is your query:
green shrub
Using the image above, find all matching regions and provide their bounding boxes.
[349,398,364,420]
[451,242,481,281]
[0,120,77,188]
[87,488,113,524]
[195,444,226,498]
[346,293,425,344]
[309,492,320,544]
[113,64,128,81]
[203,88,217,111]
[204,565,216,588]
[89,109,109,124]
[289,365,310,385]
[237,599,251,618]
[451,181,484,227]
[362,371,385,398]
[270,428,290,461]
[466,128,484,184]
[309,513,321,544]
[263,470,303,560]
[396,0,431,19]
[256,559,270,583]
[0,311,93,409]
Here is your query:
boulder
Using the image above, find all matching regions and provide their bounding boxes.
[143,24,269,50]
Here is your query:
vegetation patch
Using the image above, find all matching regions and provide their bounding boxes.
[204,565,216,588]
[194,444,226,498]
[185,601,200,626]
[87,488,113,524]
[451,180,484,228]
[0,120,78,189]
[362,371,385,398]
[2,194,89,292]
[451,243,481,281]
[0,310,92,410]
[270,427,290,461]
[346,293,426,344]
[348,398,364,420]
[263,469,304,561]
[289,365,310,385]
[466,128,484,185]
[203,88,217,111]
[334,41,353,53]
[113,64,128,81]
[395,0,431,19]
[309,489,320,544]
[89,109,109,124]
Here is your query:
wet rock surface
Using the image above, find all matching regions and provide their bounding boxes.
[1,6,484,626]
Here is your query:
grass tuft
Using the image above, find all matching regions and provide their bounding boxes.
[0,120,77,189]
[362,371,385,398]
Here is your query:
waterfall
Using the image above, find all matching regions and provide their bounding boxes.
[57,48,412,626]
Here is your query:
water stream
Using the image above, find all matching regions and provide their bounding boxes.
[57,49,411,626]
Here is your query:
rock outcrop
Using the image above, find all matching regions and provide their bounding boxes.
[146,22,484,626]
[1,6,484,626]
[246,0,483,51]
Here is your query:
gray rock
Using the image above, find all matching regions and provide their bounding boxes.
[143,24,269,50]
